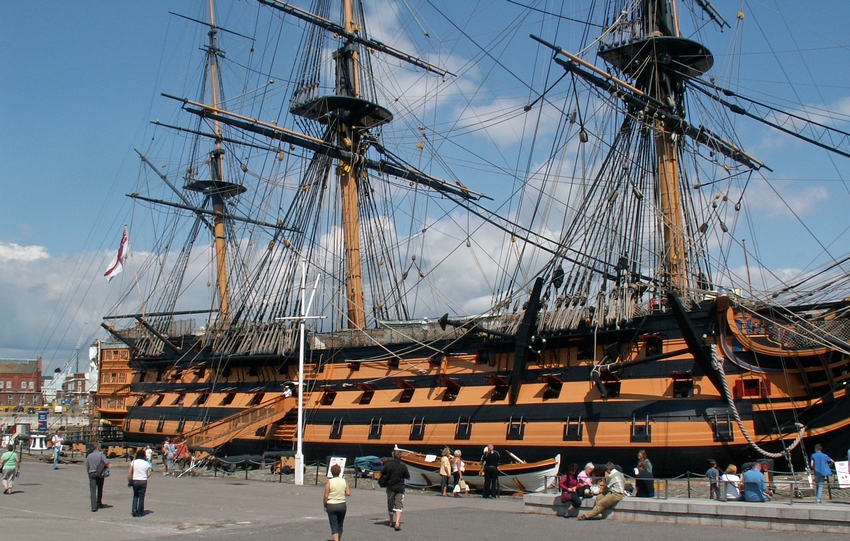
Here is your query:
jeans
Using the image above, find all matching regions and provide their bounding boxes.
[815,473,827,502]
[131,481,147,516]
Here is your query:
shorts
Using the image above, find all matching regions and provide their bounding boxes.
[387,490,405,512]
[441,476,450,489]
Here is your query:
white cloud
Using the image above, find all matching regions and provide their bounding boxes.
[0,241,49,261]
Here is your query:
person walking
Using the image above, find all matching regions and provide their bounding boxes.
[127,448,152,517]
[85,442,110,512]
[379,449,410,531]
[323,463,351,541]
[439,448,452,496]
[481,444,501,499]
[51,427,65,469]
[1,443,20,494]
[810,444,834,504]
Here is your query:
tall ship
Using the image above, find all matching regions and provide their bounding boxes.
[99,0,850,476]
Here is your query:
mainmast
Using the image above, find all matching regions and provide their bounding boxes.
[598,0,713,294]
[287,0,394,330]
[338,0,367,329]
[185,0,246,327]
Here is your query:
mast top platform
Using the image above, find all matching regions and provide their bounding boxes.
[599,36,713,77]
[185,180,247,198]
[291,95,393,129]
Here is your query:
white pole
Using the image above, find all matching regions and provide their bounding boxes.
[294,258,306,485]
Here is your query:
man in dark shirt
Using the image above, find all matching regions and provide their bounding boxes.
[634,460,654,497]
[380,449,410,531]
[482,444,501,499]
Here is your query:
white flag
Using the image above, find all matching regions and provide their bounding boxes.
[104,225,128,282]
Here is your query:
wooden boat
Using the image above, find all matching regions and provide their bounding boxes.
[398,449,560,493]
[94,0,850,477]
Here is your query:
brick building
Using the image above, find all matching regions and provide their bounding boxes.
[0,358,42,409]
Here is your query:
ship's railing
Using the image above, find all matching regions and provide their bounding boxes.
[184,395,291,449]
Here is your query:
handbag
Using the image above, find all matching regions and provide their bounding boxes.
[95,461,110,478]
[459,479,467,491]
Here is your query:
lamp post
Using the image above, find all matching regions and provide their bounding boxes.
[277,259,322,486]
[295,258,306,486]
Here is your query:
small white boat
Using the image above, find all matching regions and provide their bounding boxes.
[399,449,560,493]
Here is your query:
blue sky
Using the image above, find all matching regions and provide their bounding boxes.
[2,1,850,374]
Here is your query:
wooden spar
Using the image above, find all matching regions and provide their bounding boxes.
[656,125,687,293]
[208,0,230,327]
[339,0,366,330]
[650,1,687,294]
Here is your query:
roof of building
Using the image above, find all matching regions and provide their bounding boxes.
[0,359,40,374]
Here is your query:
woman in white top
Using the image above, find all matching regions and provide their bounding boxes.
[451,450,466,496]
[720,464,742,501]
[323,463,351,541]
[127,448,152,517]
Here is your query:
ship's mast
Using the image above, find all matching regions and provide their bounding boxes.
[338,0,366,329]
[185,0,247,328]
[597,0,714,295]
[649,0,687,294]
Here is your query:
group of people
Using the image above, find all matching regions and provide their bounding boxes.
[707,460,773,502]
[558,451,654,520]
[438,448,468,497]
[161,436,190,476]
[83,442,152,517]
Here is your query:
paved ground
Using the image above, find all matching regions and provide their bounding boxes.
[0,453,845,541]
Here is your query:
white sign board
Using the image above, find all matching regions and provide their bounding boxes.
[835,461,850,489]
[327,456,347,478]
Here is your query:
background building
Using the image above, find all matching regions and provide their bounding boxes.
[0,358,42,410]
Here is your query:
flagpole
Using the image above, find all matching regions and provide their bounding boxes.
[126,225,146,319]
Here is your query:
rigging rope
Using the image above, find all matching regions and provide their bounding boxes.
[712,345,805,459]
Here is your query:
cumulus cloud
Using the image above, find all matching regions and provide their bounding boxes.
[0,241,49,261]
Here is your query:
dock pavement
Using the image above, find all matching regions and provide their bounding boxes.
[0,454,845,540]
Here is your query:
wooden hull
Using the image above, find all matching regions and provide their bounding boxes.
[101,299,850,477]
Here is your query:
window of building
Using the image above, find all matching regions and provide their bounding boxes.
[19,395,25,405]
[6,381,11,389]
[5,395,11,405]
[20,381,26,390]
[110,373,117,383]
[28,381,34,389]
[0,381,4,389]
[118,373,126,383]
